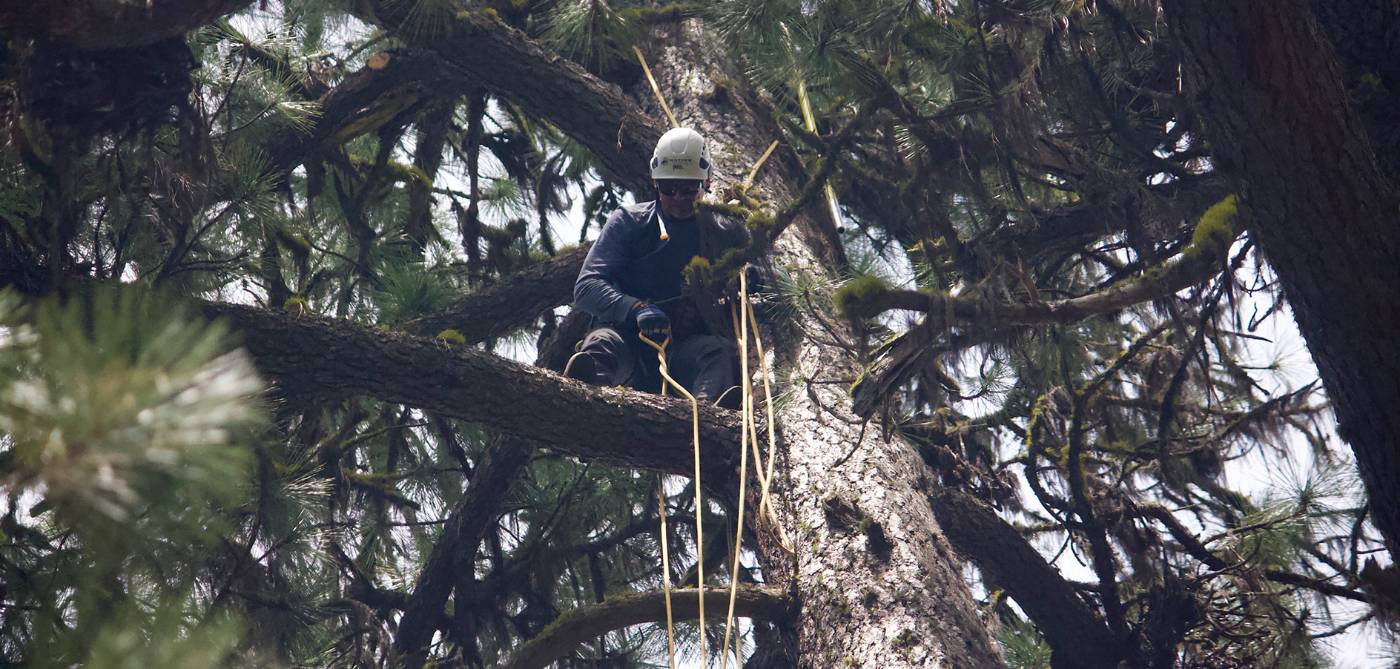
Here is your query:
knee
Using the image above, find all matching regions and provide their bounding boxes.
[579,328,627,357]
[681,335,736,365]
[687,334,729,351]
[699,334,734,357]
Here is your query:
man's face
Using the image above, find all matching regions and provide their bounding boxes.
[655,179,703,218]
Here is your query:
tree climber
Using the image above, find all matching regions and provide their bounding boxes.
[566,127,750,408]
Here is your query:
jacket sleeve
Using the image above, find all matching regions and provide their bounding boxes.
[574,208,644,324]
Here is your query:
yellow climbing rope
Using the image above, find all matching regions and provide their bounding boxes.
[723,266,784,668]
[781,23,842,231]
[742,140,781,191]
[719,271,753,669]
[744,283,786,545]
[729,299,770,510]
[630,42,793,667]
[639,331,706,665]
[634,46,680,129]
[644,265,782,668]
[657,481,677,669]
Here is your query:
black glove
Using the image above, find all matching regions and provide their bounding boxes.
[743,264,768,294]
[635,303,671,341]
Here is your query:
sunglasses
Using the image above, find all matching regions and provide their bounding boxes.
[656,181,702,197]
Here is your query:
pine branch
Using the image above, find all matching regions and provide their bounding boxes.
[1134,504,1370,603]
[201,302,745,481]
[931,490,1124,669]
[395,437,534,669]
[498,586,788,669]
[403,244,590,343]
[265,48,469,177]
[844,230,1237,326]
[0,0,254,50]
[354,1,661,194]
[617,3,707,25]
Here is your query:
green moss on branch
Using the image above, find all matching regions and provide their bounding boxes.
[1185,194,1239,258]
[833,275,893,319]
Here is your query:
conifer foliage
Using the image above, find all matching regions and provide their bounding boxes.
[0,0,1395,667]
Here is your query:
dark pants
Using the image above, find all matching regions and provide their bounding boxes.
[572,326,739,406]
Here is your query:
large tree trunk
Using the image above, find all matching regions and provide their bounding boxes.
[1162,0,1400,556]
[633,21,1001,668]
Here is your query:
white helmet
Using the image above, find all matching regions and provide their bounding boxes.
[650,127,712,181]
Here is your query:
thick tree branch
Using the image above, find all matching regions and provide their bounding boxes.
[977,176,1233,261]
[851,208,1239,418]
[931,490,1123,669]
[0,0,254,50]
[202,303,742,480]
[266,48,467,176]
[853,235,1235,326]
[499,586,789,669]
[355,1,660,193]
[332,542,410,612]
[404,244,588,342]
[250,46,584,344]
[395,437,534,668]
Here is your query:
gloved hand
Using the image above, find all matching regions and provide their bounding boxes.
[743,264,768,294]
[635,303,671,341]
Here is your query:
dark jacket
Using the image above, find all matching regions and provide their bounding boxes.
[574,201,750,336]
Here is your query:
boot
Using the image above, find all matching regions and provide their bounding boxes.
[564,351,601,385]
[712,385,743,410]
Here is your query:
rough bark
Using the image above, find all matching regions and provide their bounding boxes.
[0,0,254,49]
[202,303,743,481]
[1309,0,1400,179]
[1162,0,1400,556]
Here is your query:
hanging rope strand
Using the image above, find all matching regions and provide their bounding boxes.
[719,272,755,669]
[639,333,705,664]
[745,293,784,536]
[658,479,678,669]
[730,294,771,500]
[725,266,789,549]
[633,46,679,129]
